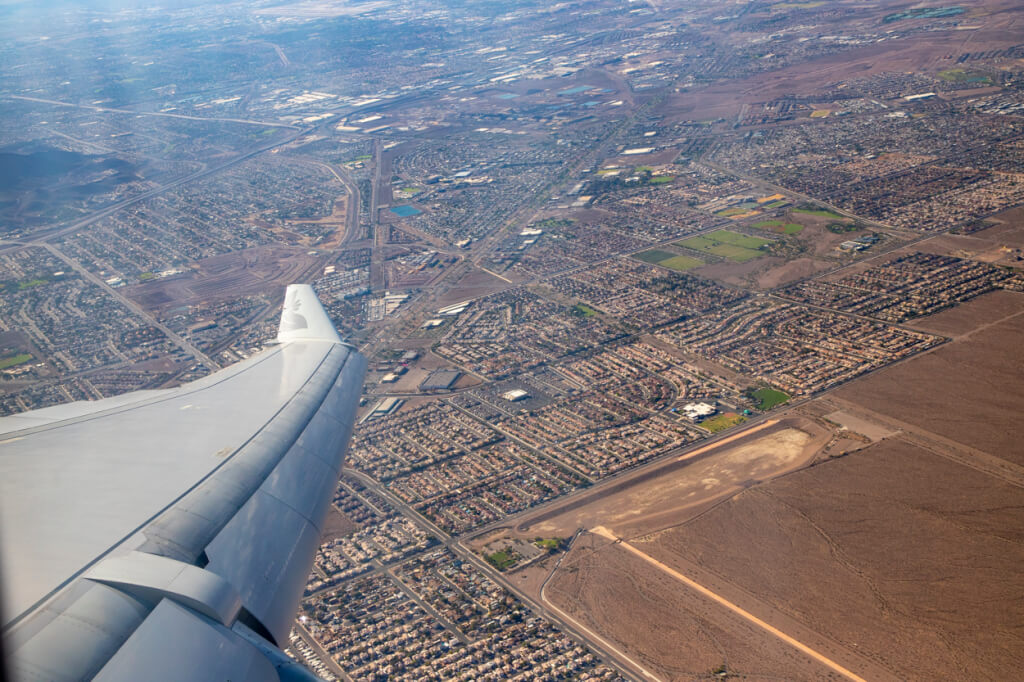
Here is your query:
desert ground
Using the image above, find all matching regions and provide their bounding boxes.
[499,291,1024,681]
[637,437,1024,681]
[837,290,1024,467]
[516,418,829,540]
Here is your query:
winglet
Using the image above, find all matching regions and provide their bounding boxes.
[277,284,342,344]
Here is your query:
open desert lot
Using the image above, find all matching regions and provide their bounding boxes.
[544,529,871,681]
[907,288,1024,337]
[517,418,830,540]
[837,291,1024,465]
[637,438,1024,681]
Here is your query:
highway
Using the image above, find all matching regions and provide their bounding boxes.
[354,91,674,363]
[307,160,363,246]
[7,95,301,129]
[369,139,386,292]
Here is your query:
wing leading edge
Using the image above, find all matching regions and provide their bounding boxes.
[1,285,367,682]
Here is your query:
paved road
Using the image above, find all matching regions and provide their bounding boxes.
[308,160,362,245]
[385,566,471,645]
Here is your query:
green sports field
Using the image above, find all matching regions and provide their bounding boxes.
[571,303,597,317]
[486,550,517,570]
[701,412,748,433]
[658,255,703,271]
[0,354,32,370]
[676,230,771,263]
[634,249,677,264]
[751,387,790,410]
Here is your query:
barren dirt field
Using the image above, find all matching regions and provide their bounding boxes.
[693,257,767,287]
[837,293,1024,464]
[754,256,833,290]
[974,207,1024,248]
[320,507,359,541]
[896,217,1024,265]
[127,246,320,311]
[658,29,999,122]
[518,419,828,540]
[908,288,1024,337]
[435,266,508,306]
[913,232,1014,263]
[639,438,1024,681]
[544,532,851,681]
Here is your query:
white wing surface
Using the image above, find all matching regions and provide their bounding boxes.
[0,285,366,682]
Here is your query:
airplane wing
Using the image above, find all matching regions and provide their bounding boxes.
[0,285,367,682]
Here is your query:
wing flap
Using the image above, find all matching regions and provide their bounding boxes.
[2,286,365,681]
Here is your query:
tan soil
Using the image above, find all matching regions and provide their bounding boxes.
[838,296,1024,464]
[639,438,1024,681]
[755,256,833,289]
[907,288,1024,337]
[321,508,360,541]
[519,418,829,541]
[435,266,509,306]
[544,532,842,681]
